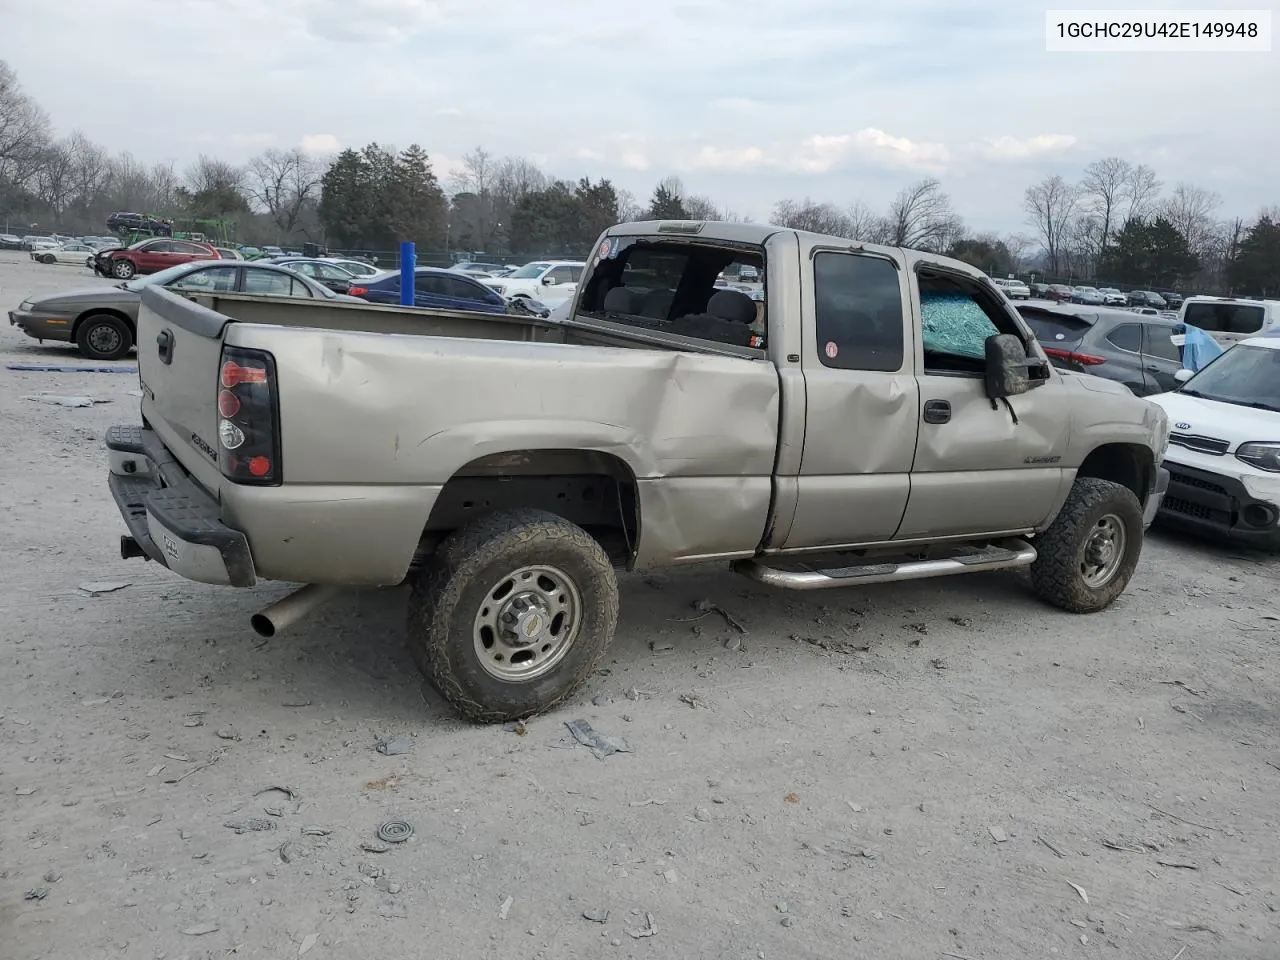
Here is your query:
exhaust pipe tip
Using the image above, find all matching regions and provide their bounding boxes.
[250,613,277,638]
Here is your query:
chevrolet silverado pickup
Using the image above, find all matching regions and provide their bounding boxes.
[106,220,1172,723]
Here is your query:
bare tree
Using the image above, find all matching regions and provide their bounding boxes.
[1121,163,1162,224]
[1024,174,1081,274]
[1080,157,1130,251]
[33,141,75,223]
[771,197,851,236]
[884,178,963,251]
[683,193,722,220]
[1159,182,1221,256]
[186,154,245,195]
[450,147,496,196]
[615,188,644,222]
[246,148,322,236]
[844,200,884,241]
[1004,233,1036,270]
[0,60,50,186]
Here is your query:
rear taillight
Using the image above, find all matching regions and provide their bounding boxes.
[1042,345,1106,366]
[347,285,368,296]
[217,345,281,485]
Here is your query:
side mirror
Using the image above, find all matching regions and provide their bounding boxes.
[1173,368,1194,383]
[541,275,556,285]
[985,333,1030,399]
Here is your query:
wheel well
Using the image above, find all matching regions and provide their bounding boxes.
[1076,444,1152,503]
[73,308,135,339]
[418,449,640,568]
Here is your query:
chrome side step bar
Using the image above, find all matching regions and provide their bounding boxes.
[732,539,1037,591]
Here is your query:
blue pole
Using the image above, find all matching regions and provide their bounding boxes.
[399,241,416,305]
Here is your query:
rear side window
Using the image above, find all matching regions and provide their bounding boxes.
[1105,323,1142,353]
[813,252,904,372]
[1020,311,1092,344]
[1144,324,1181,361]
[1183,302,1265,334]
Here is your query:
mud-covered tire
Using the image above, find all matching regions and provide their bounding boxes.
[1030,477,1144,613]
[406,509,618,723]
[75,314,133,361]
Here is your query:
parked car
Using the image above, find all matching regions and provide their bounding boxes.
[348,267,510,314]
[1028,282,1051,298]
[1156,290,1184,308]
[0,233,24,250]
[30,240,97,266]
[1070,286,1106,305]
[1179,296,1280,346]
[1148,338,1280,548]
[992,278,1031,300]
[104,219,1169,723]
[481,260,585,304]
[92,237,220,280]
[451,260,505,277]
[23,235,58,251]
[1127,290,1167,309]
[262,257,357,293]
[215,247,244,260]
[323,257,380,277]
[1098,287,1127,307]
[1017,302,1184,396]
[106,211,171,235]
[1045,283,1074,302]
[260,245,285,258]
[8,259,361,361]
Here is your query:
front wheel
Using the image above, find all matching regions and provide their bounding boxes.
[1030,477,1144,613]
[111,258,136,279]
[40,253,55,264]
[76,314,134,361]
[406,509,618,723]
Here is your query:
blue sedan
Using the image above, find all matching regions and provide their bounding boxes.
[349,267,509,314]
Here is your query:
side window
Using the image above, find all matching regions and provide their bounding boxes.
[1144,324,1181,362]
[143,240,173,253]
[1105,323,1142,353]
[290,262,317,277]
[549,265,581,284]
[415,275,448,297]
[243,269,296,297]
[167,266,238,293]
[813,252,904,372]
[445,277,491,301]
[289,278,313,298]
[917,274,1004,370]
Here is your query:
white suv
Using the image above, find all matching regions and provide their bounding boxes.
[1148,337,1280,549]
[482,261,585,304]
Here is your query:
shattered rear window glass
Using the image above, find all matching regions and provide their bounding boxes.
[920,290,999,359]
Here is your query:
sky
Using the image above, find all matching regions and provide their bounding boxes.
[1,0,1276,235]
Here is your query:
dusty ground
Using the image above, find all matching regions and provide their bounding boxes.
[1,249,1278,960]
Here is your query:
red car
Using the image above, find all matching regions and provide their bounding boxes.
[1046,283,1074,302]
[94,237,219,280]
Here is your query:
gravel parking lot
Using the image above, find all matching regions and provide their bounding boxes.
[2,249,1278,959]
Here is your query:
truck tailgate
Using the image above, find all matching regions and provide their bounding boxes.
[136,285,228,494]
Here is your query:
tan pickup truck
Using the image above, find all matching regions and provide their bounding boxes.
[106,221,1171,722]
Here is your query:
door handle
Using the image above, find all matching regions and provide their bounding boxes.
[923,399,951,424]
[156,329,174,364]
[1144,364,1160,372]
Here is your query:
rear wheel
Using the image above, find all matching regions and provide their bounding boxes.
[75,314,134,361]
[406,509,618,723]
[1030,477,1144,613]
[111,258,136,280]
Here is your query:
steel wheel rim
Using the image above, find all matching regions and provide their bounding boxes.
[472,564,582,682]
[1081,513,1126,588]
[87,324,122,355]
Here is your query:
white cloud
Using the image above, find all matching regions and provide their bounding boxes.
[979,134,1078,161]
[299,133,342,155]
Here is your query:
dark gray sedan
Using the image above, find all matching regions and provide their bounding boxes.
[8,260,362,360]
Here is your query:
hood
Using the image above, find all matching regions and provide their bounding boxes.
[33,285,139,308]
[1070,371,1134,398]
[1148,391,1280,450]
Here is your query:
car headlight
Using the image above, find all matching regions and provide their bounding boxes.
[1236,441,1280,472]
[19,299,34,311]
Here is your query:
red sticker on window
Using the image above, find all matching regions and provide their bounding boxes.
[824,341,838,359]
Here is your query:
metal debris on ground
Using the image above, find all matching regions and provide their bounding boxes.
[24,887,49,901]
[15,787,36,796]
[1038,835,1066,857]
[503,720,527,736]
[565,719,631,759]
[164,748,225,784]
[377,819,414,843]
[215,728,240,741]
[256,785,299,801]
[360,840,391,853]
[298,932,319,955]
[181,923,220,936]
[672,598,747,634]
[627,912,658,939]
[988,825,1008,843]
[1157,859,1199,870]
[24,394,111,407]
[679,692,709,709]
[375,736,411,756]
[792,633,869,655]
[78,580,132,596]
[224,818,277,834]
[499,895,513,920]
[1067,881,1089,904]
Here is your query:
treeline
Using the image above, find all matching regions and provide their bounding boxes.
[3,61,1277,293]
